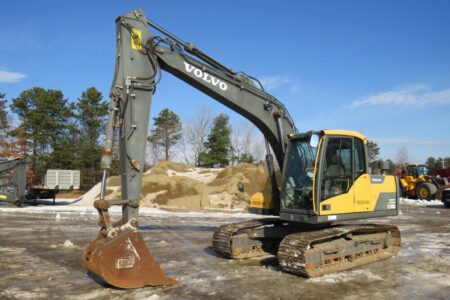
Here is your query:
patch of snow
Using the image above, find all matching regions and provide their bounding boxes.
[400,197,443,207]
[1,288,47,299]
[156,240,169,246]
[63,240,74,248]
[166,167,222,183]
[142,190,168,202]
[0,246,26,253]
[308,269,383,283]
[71,182,101,206]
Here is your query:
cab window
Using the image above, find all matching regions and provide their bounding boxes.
[320,137,368,201]
[354,138,366,179]
[321,137,352,201]
[282,139,316,210]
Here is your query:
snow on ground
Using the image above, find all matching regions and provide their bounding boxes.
[70,182,101,206]
[0,195,449,299]
[1,195,442,215]
[400,197,444,207]
[0,203,267,219]
[308,269,383,283]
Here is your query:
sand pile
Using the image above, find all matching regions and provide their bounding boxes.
[73,161,269,211]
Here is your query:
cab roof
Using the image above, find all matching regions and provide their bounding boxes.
[289,129,368,143]
[322,130,367,142]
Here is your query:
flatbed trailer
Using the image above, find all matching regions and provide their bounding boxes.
[25,187,58,205]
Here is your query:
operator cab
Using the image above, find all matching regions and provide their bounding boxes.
[406,164,431,177]
[277,130,398,224]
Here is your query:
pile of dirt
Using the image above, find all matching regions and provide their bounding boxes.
[210,163,269,196]
[73,161,269,211]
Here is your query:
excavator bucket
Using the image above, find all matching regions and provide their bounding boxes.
[83,227,176,289]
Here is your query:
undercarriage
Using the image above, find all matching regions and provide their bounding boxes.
[212,218,401,277]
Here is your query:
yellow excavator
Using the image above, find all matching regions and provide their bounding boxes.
[82,9,401,288]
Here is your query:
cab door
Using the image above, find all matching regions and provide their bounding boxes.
[318,136,354,215]
[352,138,373,212]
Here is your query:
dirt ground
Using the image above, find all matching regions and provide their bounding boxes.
[0,202,449,300]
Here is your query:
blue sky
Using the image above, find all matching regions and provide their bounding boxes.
[1,1,449,164]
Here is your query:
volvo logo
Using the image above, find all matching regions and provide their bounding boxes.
[183,62,228,91]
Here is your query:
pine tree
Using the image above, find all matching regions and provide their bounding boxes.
[0,93,27,159]
[10,87,75,181]
[0,93,12,158]
[199,113,232,167]
[426,157,437,169]
[238,152,254,163]
[149,108,182,161]
[75,87,109,188]
[0,92,9,132]
[367,140,380,170]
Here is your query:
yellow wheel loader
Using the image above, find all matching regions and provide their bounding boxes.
[399,164,447,200]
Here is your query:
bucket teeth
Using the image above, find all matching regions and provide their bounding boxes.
[83,227,176,289]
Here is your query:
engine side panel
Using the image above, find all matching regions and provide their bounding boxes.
[318,174,398,216]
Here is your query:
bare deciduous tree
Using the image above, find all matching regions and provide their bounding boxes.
[184,105,213,166]
[231,120,265,164]
[396,146,409,165]
[177,131,192,165]
[147,135,162,165]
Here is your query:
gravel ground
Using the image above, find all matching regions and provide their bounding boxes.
[0,201,449,300]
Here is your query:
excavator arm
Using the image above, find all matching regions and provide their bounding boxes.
[83,8,296,289]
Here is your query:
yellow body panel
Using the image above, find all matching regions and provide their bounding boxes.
[319,191,354,214]
[249,179,274,210]
[320,174,397,215]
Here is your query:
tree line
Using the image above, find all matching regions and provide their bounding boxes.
[0,88,262,190]
[367,143,449,174]
[148,107,261,168]
[425,156,450,170]
[0,87,108,189]
[1,87,447,190]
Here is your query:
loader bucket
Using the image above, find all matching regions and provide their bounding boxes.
[83,227,176,289]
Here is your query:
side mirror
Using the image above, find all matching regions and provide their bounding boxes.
[310,134,320,148]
